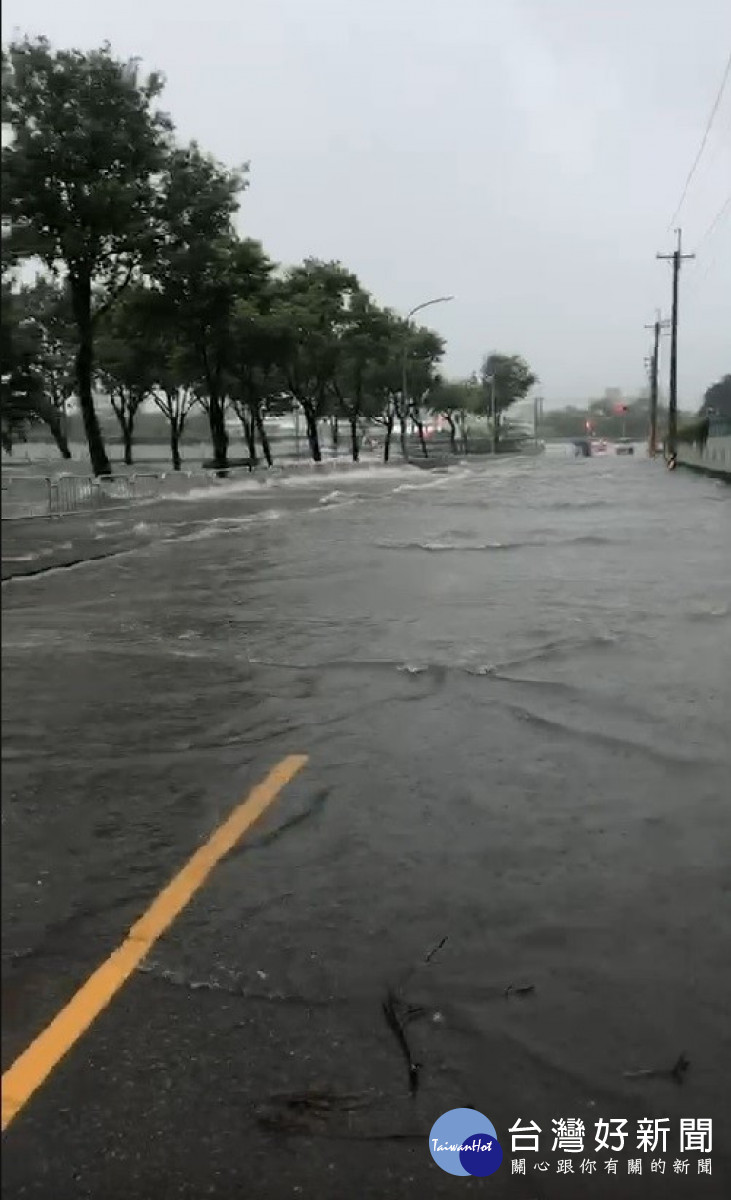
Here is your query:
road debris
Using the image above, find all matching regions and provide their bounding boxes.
[424,935,449,964]
[382,989,421,1095]
[504,982,536,998]
[623,1052,690,1085]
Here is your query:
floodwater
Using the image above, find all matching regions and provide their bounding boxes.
[2,451,730,1198]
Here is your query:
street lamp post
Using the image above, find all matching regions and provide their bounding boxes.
[534,395,543,451]
[484,374,497,455]
[401,295,454,449]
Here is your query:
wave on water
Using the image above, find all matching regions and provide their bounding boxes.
[390,475,457,494]
[376,539,525,553]
[275,464,421,490]
[165,462,431,503]
[376,533,618,553]
[539,499,613,511]
[244,633,619,677]
[170,509,284,542]
[685,603,731,622]
[168,478,267,504]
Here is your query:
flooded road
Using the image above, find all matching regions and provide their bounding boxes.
[2,453,730,1197]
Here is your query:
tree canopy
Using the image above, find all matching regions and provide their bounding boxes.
[2,36,172,472]
[1,32,538,473]
[701,375,731,419]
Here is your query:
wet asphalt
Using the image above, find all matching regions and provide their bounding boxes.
[2,452,731,1199]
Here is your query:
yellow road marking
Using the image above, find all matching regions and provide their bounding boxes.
[1,754,308,1132]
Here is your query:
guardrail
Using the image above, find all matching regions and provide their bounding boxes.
[675,434,731,480]
[0,457,398,521]
[1,465,257,521]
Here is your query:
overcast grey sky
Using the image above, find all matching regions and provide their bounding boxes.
[5,0,731,406]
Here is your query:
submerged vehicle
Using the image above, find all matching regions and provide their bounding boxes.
[615,437,635,456]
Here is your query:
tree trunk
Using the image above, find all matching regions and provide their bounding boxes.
[37,400,72,459]
[445,413,457,454]
[240,409,257,464]
[305,407,322,462]
[384,417,394,462]
[350,416,360,462]
[460,410,468,454]
[207,395,229,470]
[254,406,273,466]
[71,273,110,476]
[122,418,134,467]
[415,416,429,458]
[170,422,182,471]
[399,414,408,460]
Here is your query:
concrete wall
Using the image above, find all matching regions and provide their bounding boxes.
[676,435,731,480]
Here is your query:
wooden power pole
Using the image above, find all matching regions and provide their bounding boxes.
[644,312,669,457]
[656,229,694,457]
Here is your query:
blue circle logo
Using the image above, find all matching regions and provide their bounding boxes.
[429,1109,503,1177]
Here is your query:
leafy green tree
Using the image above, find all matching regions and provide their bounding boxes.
[701,374,731,419]
[152,145,259,468]
[354,311,408,463]
[15,278,76,440]
[95,285,161,464]
[1,276,72,456]
[330,291,394,461]
[2,37,174,474]
[480,353,537,448]
[1,279,42,452]
[428,378,481,453]
[226,289,289,468]
[274,259,360,462]
[151,351,200,471]
[401,325,445,458]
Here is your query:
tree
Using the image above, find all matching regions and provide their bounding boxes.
[1,279,42,452]
[151,347,200,472]
[2,37,174,475]
[330,291,394,461]
[227,286,288,469]
[701,374,731,419]
[95,285,160,464]
[357,310,409,463]
[15,277,76,448]
[401,325,445,458]
[274,260,360,462]
[151,145,253,469]
[0,276,72,456]
[480,353,537,448]
[428,378,481,453]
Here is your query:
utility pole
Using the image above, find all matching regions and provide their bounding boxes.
[656,229,694,457]
[644,311,664,457]
[489,376,497,455]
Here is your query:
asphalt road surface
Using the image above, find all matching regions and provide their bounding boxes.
[2,453,731,1199]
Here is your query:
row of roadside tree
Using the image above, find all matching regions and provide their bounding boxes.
[1,36,537,474]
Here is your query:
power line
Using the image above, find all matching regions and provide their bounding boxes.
[696,192,731,255]
[684,194,731,302]
[668,48,731,230]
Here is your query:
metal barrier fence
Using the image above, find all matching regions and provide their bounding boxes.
[1,474,53,519]
[0,456,399,521]
[1,465,255,521]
